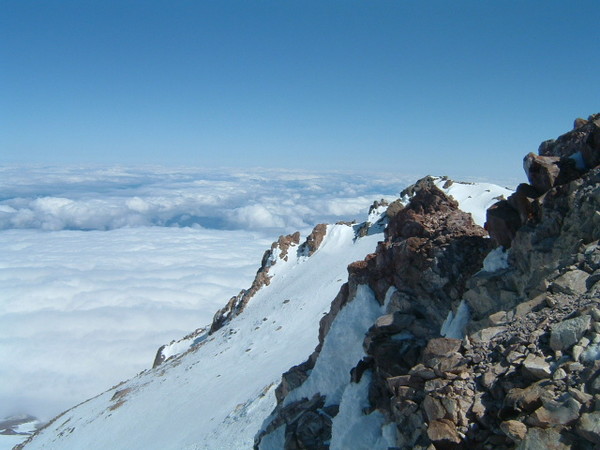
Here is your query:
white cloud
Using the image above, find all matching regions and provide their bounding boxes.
[0,165,413,233]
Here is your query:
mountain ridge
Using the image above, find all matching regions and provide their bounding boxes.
[15,113,600,449]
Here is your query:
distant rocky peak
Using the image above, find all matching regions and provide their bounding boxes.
[386,181,482,244]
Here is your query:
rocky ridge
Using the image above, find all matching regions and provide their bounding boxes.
[256,115,600,449]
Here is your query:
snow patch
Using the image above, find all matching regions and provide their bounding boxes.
[581,344,600,363]
[570,151,587,170]
[284,284,384,407]
[482,246,510,272]
[441,300,470,339]
[330,371,396,449]
[434,177,513,227]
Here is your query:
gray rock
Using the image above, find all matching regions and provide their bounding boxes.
[522,354,551,379]
[550,315,591,351]
[551,269,590,295]
[516,427,570,450]
[577,411,600,444]
[527,397,581,427]
[470,326,506,342]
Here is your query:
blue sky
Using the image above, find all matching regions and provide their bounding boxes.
[2,1,599,181]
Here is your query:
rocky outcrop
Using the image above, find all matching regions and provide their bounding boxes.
[256,182,492,448]
[257,115,600,449]
[486,115,600,250]
[209,231,302,334]
[298,224,327,256]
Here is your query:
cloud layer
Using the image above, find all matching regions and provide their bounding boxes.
[0,166,414,233]
[0,166,410,420]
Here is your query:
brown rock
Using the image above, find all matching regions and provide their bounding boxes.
[302,223,327,256]
[423,395,447,421]
[523,152,561,194]
[504,382,552,413]
[500,420,527,442]
[583,123,600,168]
[427,419,461,445]
[422,338,462,359]
[508,190,535,225]
[485,200,521,248]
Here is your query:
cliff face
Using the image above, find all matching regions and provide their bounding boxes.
[257,116,600,449]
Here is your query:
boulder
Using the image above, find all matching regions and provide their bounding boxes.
[583,124,600,168]
[550,315,592,351]
[485,200,521,248]
[551,270,590,295]
[577,411,600,444]
[521,354,551,380]
[500,420,527,442]
[527,397,581,427]
[516,427,570,450]
[523,152,561,194]
[426,419,461,445]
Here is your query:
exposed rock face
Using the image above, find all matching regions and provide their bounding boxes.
[257,115,600,449]
[299,224,327,256]
[486,115,600,250]
[209,231,301,334]
[256,182,492,448]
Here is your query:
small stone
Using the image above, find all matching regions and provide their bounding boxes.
[565,362,585,373]
[409,364,437,380]
[424,378,450,392]
[550,315,591,351]
[501,420,527,442]
[573,345,584,362]
[507,351,526,364]
[553,368,567,381]
[427,419,461,445]
[423,395,447,421]
[489,310,509,325]
[471,326,506,342]
[522,354,552,379]
[480,371,496,389]
[579,336,591,348]
[568,387,593,405]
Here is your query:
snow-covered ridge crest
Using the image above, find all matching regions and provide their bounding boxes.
[401,175,513,227]
[152,224,332,367]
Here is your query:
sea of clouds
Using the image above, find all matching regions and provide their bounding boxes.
[0,166,414,421]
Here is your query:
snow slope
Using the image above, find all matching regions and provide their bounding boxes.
[432,177,512,227]
[20,222,383,450]
[19,177,509,450]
